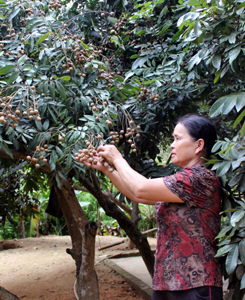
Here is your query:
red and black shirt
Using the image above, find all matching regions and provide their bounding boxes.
[152,164,223,291]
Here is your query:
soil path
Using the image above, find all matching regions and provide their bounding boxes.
[0,235,156,300]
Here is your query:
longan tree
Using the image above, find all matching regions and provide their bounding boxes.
[3,0,244,299]
[0,0,171,298]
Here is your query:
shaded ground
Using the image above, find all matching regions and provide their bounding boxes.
[0,235,156,300]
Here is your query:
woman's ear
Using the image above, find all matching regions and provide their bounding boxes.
[195,138,205,155]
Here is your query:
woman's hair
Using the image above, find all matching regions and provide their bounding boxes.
[177,114,217,158]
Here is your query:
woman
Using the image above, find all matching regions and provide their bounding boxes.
[76,114,223,300]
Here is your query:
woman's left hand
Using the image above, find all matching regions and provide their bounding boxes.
[97,145,122,164]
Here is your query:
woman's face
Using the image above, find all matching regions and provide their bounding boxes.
[170,123,202,168]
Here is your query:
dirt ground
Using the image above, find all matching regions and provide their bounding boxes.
[0,235,156,300]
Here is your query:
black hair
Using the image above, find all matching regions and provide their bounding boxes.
[177,114,217,159]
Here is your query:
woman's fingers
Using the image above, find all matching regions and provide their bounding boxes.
[96,145,121,163]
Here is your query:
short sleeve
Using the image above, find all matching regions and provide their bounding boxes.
[163,165,220,209]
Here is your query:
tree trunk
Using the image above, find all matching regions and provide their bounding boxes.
[0,287,20,300]
[79,172,155,278]
[43,214,50,235]
[54,180,99,300]
[128,202,139,249]
[18,221,25,239]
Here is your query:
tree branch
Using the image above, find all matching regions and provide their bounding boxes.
[0,148,51,173]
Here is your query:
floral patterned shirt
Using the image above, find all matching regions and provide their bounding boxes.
[152,164,223,291]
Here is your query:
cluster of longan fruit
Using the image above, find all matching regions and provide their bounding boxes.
[112,17,127,35]
[107,122,141,153]
[76,140,115,173]
[62,42,107,80]
[0,90,41,128]
[3,28,16,40]
[49,0,62,10]
[62,43,94,76]
[89,101,114,125]
[26,144,49,168]
[137,87,159,102]
[24,7,34,16]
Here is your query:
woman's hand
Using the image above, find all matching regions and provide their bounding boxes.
[97,145,122,164]
[75,149,113,174]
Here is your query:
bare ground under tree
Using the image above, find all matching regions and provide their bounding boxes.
[0,235,157,300]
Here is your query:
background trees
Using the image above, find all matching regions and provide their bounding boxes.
[0,0,244,299]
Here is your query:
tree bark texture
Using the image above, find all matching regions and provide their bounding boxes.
[17,221,25,239]
[128,202,139,249]
[0,287,20,300]
[79,171,155,278]
[54,180,100,300]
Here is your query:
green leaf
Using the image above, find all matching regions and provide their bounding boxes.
[22,64,34,72]
[226,244,238,275]
[49,150,57,172]
[48,107,58,123]
[132,57,149,70]
[214,69,221,84]
[215,244,234,257]
[7,71,19,84]
[81,41,89,50]
[215,225,232,240]
[55,146,64,158]
[38,82,44,94]
[66,152,72,172]
[49,81,55,99]
[212,54,221,69]
[216,161,231,177]
[39,65,51,71]
[222,94,237,115]
[229,47,241,65]
[59,76,71,82]
[43,119,50,131]
[36,31,52,46]
[0,65,15,75]
[233,110,245,129]
[194,20,202,37]
[107,17,118,25]
[0,143,13,159]
[17,55,28,67]
[241,120,245,138]
[57,170,67,181]
[35,118,43,131]
[236,93,245,112]
[231,210,245,227]
[55,174,63,189]
[239,240,245,266]
[83,115,95,122]
[212,141,223,152]
[56,81,66,100]
[209,97,225,117]
[188,0,200,4]
[241,273,245,289]
[9,7,20,21]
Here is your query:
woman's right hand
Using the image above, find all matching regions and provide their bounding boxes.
[75,151,112,174]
